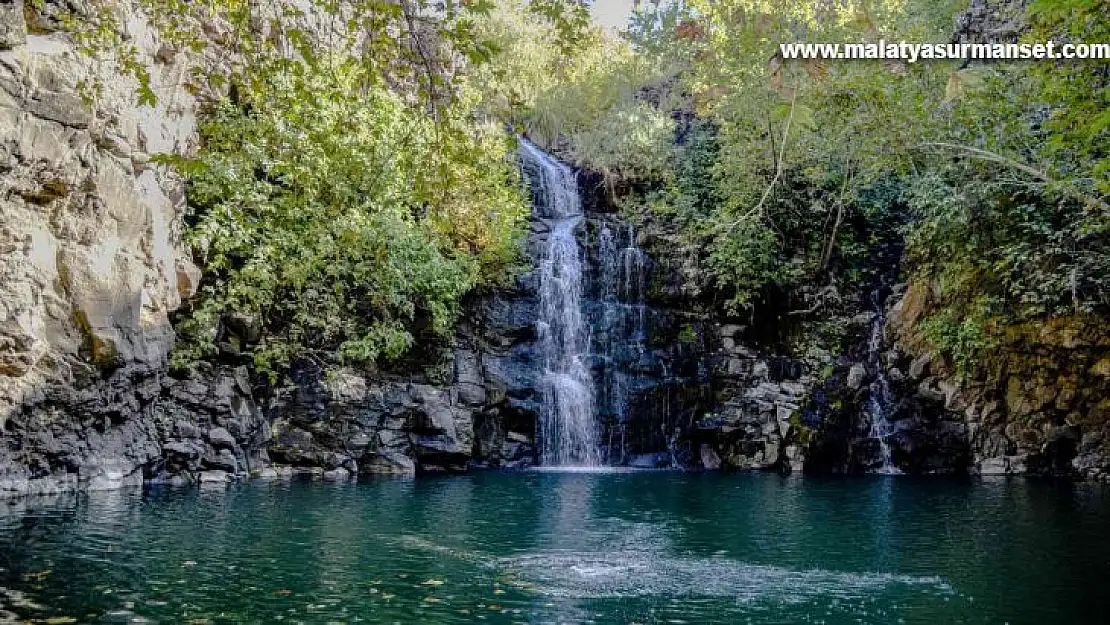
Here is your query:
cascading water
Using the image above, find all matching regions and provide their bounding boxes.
[520,139,601,466]
[596,223,647,463]
[864,288,900,474]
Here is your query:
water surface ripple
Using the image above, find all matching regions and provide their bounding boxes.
[1,472,1108,624]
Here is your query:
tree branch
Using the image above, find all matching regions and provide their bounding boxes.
[820,148,853,272]
[723,90,798,230]
[916,142,1110,214]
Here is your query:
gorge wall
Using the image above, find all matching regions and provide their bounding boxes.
[2,0,1109,498]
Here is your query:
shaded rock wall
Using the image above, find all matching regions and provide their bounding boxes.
[883,280,1110,478]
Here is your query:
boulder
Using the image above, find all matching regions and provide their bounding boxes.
[628,452,670,468]
[163,441,202,459]
[322,467,351,481]
[199,471,229,485]
[203,449,239,473]
[206,427,237,450]
[908,353,933,379]
[0,0,26,48]
[847,364,867,390]
[700,445,722,470]
[174,421,201,439]
[362,451,416,477]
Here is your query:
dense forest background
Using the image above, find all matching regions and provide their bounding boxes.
[61,0,1109,384]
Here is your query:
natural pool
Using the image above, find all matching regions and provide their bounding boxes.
[1,472,1108,624]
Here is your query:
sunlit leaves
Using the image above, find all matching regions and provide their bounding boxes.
[172,57,526,377]
[468,1,675,181]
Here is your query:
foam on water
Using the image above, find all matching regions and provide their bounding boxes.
[498,551,952,603]
[397,514,953,608]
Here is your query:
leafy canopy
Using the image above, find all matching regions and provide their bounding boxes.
[173,58,526,375]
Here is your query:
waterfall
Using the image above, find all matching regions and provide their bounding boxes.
[864,288,900,475]
[597,222,647,463]
[520,139,601,466]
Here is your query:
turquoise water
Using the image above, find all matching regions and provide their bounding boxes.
[1,472,1108,624]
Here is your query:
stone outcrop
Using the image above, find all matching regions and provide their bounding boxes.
[691,325,811,473]
[883,280,1110,479]
[1,0,201,495]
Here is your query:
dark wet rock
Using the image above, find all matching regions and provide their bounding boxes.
[206,427,237,450]
[363,451,416,476]
[628,452,670,468]
[323,467,351,481]
[847,364,867,390]
[700,445,722,470]
[199,471,229,485]
[203,449,239,473]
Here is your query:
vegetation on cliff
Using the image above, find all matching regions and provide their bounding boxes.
[60,0,535,377]
[491,0,1109,372]
[64,0,1109,379]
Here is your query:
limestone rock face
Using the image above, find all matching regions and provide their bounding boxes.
[0,0,200,496]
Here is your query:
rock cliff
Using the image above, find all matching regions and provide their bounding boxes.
[2,0,1107,498]
[882,281,1110,478]
[1,0,201,494]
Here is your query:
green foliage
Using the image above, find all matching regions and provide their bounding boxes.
[173,58,526,377]
[52,0,1110,379]
[469,1,676,182]
[53,0,499,111]
[526,0,593,56]
[906,166,1110,321]
[899,1,1110,370]
[624,1,698,63]
[669,0,965,312]
[919,297,1000,379]
[1027,0,1110,196]
[593,0,1109,346]
[53,2,152,104]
